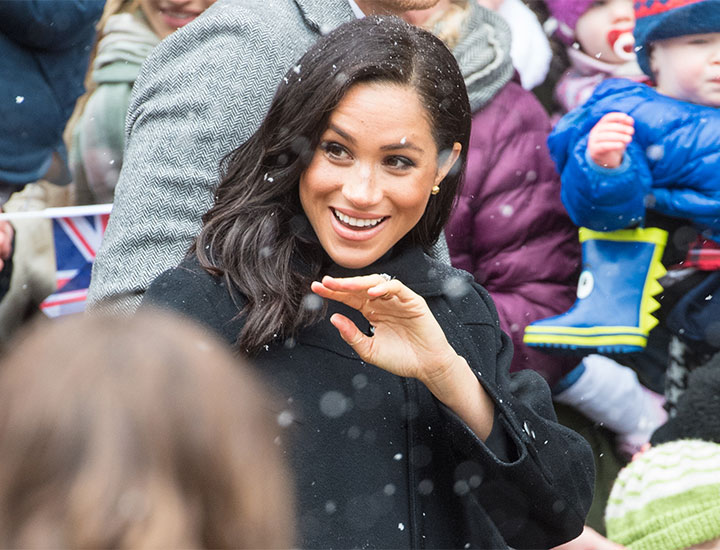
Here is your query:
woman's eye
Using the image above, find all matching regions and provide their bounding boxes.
[321,142,350,160]
[385,156,415,170]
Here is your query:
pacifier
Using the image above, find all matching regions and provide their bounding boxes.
[607,29,636,61]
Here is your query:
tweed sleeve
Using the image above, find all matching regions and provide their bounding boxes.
[87,0,328,314]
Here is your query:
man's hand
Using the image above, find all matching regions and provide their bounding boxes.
[588,112,635,169]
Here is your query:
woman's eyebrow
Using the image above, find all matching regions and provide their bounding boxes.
[327,125,424,153]
[381,141,424,153]
[327,124,355,144]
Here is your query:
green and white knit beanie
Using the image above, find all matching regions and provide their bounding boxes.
[605,439,720,550]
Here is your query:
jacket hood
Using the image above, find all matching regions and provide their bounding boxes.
[92,12,160,84]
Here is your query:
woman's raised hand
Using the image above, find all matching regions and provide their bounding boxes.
[310,274,461,384]
[311,273,495,439]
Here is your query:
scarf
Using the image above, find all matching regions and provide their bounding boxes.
[423,1,514,112]
[92,12,160,84]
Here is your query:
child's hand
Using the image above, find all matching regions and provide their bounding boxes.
[588,112,635,169]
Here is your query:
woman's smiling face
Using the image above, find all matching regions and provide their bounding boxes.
[299,82,460,269]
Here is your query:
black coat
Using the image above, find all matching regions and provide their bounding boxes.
[143,245,594,549]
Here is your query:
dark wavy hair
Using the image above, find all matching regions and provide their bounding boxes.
[191,16,472,354]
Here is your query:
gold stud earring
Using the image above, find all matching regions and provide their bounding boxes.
[431,185,440,195]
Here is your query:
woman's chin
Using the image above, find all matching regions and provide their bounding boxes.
[324,245,389,270]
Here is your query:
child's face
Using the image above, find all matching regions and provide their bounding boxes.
[575,0,635,64]
[650,32,720,107]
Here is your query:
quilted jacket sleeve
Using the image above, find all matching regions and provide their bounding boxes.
[550,79,720,234]
[558,136,653,231]
[446,81,580,386]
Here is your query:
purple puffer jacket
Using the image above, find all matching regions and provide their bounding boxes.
[447,77,580,387]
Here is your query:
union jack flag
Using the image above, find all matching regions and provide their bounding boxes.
[36,205,112,317]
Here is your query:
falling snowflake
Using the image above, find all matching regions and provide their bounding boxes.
[277,410,294,427]
[646,144,665,161]
[319,391,350,418]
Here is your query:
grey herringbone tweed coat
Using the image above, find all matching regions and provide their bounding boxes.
[88,0,361,313]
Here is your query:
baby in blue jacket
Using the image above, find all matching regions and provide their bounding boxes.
[526,0,720,417]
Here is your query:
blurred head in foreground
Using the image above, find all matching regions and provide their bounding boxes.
[0,310,294,549]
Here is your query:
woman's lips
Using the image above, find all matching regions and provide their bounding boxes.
[329,208,388,242]
[160,10,199,29]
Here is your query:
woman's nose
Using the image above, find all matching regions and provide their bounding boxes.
[341,165,383,208]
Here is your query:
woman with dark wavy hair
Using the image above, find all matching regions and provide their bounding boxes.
[143,15,594,549]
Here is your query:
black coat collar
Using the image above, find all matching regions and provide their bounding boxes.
[323,244,474,297]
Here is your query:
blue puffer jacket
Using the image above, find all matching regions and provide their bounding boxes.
[0,1,105,187]
[549,79,720,241]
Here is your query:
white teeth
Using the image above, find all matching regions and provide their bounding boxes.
[333,209,384,228]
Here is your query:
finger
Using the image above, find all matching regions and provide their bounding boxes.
[591,141,629,153]
[366,279,410,299]
[593,124,635,137]
[311,280,351,301]
[590,139,631,152]
[592,135,633,146]
[590,130,633,144]
[310,281,366,310]
[320,274,390,292]
[330,313,373,359]
[599,112,635,126]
